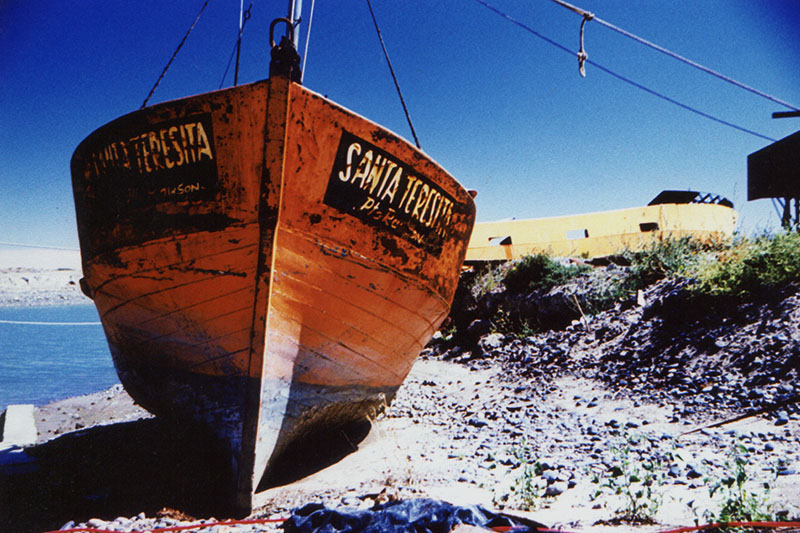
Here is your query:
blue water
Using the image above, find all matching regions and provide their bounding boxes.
[0,304,119,407]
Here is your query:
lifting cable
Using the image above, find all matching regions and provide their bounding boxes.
[219,0,254,89]
[234,0,254,85]
[301,0,316,82]
[142,0,211,108]
[474,0,778,143]
[0,241,78,251]
[365,0,422,149]
[547,0,800,111]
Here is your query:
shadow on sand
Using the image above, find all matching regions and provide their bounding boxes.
[2,416,372,532]
[2,417,233,532]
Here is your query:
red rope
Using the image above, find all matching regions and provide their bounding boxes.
[656,521,800,533]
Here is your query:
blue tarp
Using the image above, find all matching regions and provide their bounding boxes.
[282,498,546,533]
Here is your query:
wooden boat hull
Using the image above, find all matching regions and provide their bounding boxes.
[71,76,475,511]
[466,193,737,261]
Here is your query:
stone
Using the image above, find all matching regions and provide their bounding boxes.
[541,469,559,484]
[545,481,568,496]
[478,333,505,352]
[686,465,703,479]
[467,417,488,428]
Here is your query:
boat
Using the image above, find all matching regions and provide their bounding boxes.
[70,11,475,513]
[465,190,737,262]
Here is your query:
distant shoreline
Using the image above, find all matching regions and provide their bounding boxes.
[0,248,90,307]
[0,267,90,307]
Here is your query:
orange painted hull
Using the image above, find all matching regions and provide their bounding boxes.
[71,76,475,512]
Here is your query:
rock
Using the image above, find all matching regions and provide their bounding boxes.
[775,411,790,426]
[479,333,505,353]
[341,496,362,507]
[541,469,559,484]
[545,481,568,496]
[467,417,488,428]
[465,319,491,343]
[686,465,703,479]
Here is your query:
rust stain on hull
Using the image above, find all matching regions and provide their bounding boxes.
[71,77,475,513]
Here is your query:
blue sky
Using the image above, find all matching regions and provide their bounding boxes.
[2,0,800,250]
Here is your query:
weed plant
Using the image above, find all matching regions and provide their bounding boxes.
[590,434,666,524]
[500,440,548,511]
[693,231,800,296]
[622,236,710,287]
[489,307,536,337]
[468,261,514,299]
[701,441,780,525]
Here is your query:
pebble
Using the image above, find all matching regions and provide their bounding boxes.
[545,482,568,496]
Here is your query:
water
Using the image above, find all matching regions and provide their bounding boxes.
[0,304,119,408]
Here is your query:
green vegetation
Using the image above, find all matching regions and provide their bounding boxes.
[468,262,510,299]
[502,253,591,293]
[701,441,781,525]
[623,236,712,288]
[590,434,666,523]
[456,231,800,339]
[693,231,800,297]
[501,440,548,511]
[489,307,536,337]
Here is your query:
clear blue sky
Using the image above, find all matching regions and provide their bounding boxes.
[2,0,799,249]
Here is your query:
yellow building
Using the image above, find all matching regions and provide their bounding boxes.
[466,191,738,261]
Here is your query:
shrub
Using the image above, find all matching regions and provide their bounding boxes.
[503,253,590,293]
[468,261,513,298]
[693,231,800,296]
[622,236,710,290]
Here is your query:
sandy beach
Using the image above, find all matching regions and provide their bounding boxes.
[7,354,799,532]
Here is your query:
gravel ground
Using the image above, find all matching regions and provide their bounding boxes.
[5,356,799,533]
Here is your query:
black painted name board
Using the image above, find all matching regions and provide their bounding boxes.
[73,112,225,258]
[84,113,218,207]
[324,130,456,256]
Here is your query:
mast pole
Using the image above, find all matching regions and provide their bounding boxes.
[286,0,303,48]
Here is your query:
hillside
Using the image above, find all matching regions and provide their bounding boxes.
[432,257,800,418]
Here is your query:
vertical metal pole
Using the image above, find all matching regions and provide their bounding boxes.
[783,197,791,229]
[287,0,303,47]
